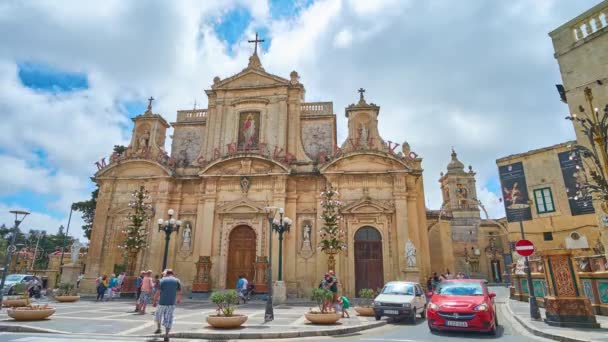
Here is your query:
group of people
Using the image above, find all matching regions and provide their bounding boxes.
[426,269,468,291]
[319,270,350,318]
[95,272,126,301]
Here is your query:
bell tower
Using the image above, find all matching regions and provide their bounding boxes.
[341,88,386,152]
[126,97,170,160]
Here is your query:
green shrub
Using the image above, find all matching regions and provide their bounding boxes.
[210,290,239,317]
[311,287,333,313]
[358,288,375,307]
[57,283,78,296]
[12,284,27,296]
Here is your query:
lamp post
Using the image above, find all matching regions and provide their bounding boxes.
[0,210,30,309]
[157,209,181,272]
[263,206,279,322]
[58,204,74,284]
[269,210,292,281]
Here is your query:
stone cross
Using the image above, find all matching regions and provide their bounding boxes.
[248,32,265,55]
[147,96,155,113]
[358,88,365,101]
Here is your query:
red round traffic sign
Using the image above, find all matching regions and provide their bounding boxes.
[515,239,535,257]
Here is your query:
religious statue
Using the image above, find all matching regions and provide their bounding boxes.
[302,224,312,250]
[359,125,369,148]
[242,113,257,148]
[405,239,417,268]
[402,141,411,156]
[181,223,192,251]
[138,130,150,153]
[70,240,84,264]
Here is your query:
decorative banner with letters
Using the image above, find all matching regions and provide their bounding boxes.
[498,161,532,222]
[557,151,595,216]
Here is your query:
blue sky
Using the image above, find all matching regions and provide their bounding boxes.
[0,0,601,240]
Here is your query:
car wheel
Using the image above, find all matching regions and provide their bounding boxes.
[375,315,381,321]
[409,308,417,324]
[420,305,427,319]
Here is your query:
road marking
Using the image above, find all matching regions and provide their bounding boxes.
[289,315,308,325]
[361,339,416,342]
[117,321,156,335]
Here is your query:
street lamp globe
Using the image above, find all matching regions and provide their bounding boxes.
[167,209,175,216]
[157,218,164,226]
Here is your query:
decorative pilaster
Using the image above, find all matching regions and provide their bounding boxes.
[192,256,212,292]
[254,256,269,293]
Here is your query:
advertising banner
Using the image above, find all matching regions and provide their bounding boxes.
[499,162,532,222]
[558,150,595,216]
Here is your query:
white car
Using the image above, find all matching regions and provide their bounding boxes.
[373,281,427,323]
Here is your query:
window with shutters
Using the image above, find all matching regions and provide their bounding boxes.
[534,187,555,214]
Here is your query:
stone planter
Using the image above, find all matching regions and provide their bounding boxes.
[2,297,29,307]
[7,308,56,321]
[304,312,341,324]
[56,295,80,303]
[206,314,248,328]
[354,306,375,316]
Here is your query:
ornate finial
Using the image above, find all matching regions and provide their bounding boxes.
[290,71,300,85]
[193,99,197,111]
[213,76,221,87]
[358,88,366,103]
[146,96,154,114]
[248,32,265,55]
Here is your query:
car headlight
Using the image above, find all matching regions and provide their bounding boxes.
[474,303,489,311]
[428,302,439,311]
[373,301,381,307]
[402,303,411,308]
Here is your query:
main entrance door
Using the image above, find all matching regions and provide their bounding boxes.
[354,226,384,294]
[226,225,256,289]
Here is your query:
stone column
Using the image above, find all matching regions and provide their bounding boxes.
[393,194,409,280]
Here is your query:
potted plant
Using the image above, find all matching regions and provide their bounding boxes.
[3,284,30,307]
[206,290,248,328]
[304,287,341,324]
[55,283,80,302]
[354,288,376,316]
[7,304,55,321]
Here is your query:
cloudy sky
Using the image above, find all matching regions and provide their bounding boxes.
[0,0,600,241]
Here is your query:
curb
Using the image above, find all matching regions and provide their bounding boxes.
[505,300,589,342]
[0,319,386,339]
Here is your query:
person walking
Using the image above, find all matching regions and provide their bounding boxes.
[153,269,182,342]
[96,275,108,302]
[134,271,144,312]
[108,274,118,300]
[138,270,154,314]
[338,295,350,318]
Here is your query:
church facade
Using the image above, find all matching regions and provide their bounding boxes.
[83,51,431,297]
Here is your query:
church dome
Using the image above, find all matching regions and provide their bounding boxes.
[447,148,465,172]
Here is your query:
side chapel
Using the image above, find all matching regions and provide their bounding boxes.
[84,44,432,297]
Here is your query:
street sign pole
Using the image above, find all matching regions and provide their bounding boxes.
[518,221,541,320]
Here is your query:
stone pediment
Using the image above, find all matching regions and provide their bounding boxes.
[96,160,173,179]
[341,198,394,214]
[217,198,265,215]
[200,156,289,176]
[214,69,289,90]
[321,152,412,174]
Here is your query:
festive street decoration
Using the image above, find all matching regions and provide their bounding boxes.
[119,186,152,275]
[317,185,346,271]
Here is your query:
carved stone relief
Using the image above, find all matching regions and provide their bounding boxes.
[301,120,332,160]
[171,127,203,167]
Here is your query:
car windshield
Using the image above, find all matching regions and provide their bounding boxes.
[6,275,23,282]
[381,283,415,295]
[436,281,484,296]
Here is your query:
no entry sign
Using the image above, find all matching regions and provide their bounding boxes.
[515,239,535,257]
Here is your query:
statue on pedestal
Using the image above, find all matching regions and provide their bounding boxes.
[405,239,417,268]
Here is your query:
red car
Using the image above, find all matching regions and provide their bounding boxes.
[426,279,498,335]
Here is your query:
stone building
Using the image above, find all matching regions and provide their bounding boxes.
[428,150,509,282]
[549,0,608,254]
[83,50,431,297]
[496,142,601,256]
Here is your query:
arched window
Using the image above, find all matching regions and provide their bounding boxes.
[354,226,381,241]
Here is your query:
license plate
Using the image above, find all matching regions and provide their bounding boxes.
[384,310,399,315]
[446,321,468,327]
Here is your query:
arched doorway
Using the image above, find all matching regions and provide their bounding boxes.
[226,225,256,289]
[354,226,384,294]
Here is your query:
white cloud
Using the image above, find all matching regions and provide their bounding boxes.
[0,0,601,243]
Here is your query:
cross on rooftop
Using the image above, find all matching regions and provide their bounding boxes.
[358,88,365,101]
[147,96,154,112]
[248,32,265,55]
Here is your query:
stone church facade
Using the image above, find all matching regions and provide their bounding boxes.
[83,51,431,297]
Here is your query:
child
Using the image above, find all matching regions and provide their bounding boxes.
[339,296,350,318]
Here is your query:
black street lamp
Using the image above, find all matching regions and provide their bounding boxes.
[270,211,292,281]
[157,209,181,272]
[0,210,30,308]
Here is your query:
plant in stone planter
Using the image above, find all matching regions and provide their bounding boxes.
[3,284,29,307]
[55,283,80,302]
[7,304,56,321]
[354,288,376,316]
[305,287,341,324]
[206,290,248,328]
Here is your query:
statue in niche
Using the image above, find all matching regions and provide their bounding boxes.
[456,183,468,208]
[405,239,417,268]
[138,130,150,153]
[302,223,312,251]
[181,222,192,251]
[359,125,369,148]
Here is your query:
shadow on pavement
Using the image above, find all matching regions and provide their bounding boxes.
[430,325,505,339]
